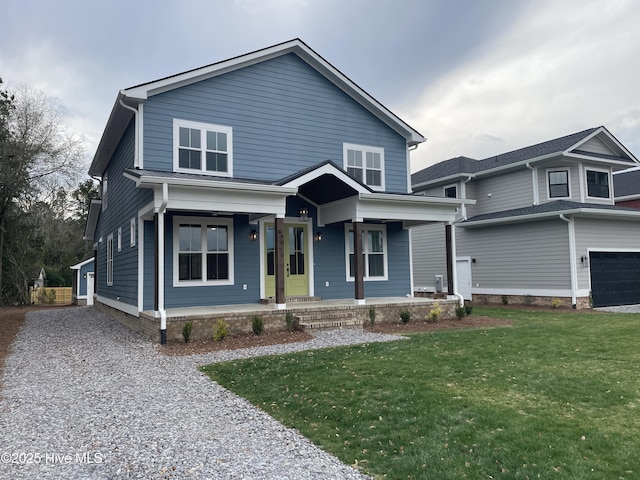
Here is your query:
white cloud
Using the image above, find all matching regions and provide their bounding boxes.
[408,0,640,172]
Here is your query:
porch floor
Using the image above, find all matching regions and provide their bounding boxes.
[144,296,447,320]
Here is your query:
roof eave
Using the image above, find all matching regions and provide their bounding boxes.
[461,207,640,228]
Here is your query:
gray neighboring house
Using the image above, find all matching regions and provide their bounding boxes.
[411,126,640,308]
[614,167,640,209]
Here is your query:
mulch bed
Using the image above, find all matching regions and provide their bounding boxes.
[159,315,513,356]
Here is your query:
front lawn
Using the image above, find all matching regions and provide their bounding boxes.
[201,307,640,479]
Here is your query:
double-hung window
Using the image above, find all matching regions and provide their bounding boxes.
[586,169,610,199]
[343,143,385,190]
[345,224,388,281]
[174,217,233,286]
[174,119,233,176]
[548,170,570,198]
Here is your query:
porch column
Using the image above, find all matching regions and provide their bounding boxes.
[353,221,365,304]
[445,223,454,296]
[155,211,167,344]
[274,216,286,309]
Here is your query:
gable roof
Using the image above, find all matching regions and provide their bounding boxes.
[412,126,638,189]
[90,38,425,177]
[613,167,640,199]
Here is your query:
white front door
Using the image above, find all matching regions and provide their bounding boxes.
[456,258,472,301]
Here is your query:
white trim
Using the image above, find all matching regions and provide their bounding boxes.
[137,103,144,169]
[584,166,612,201]
[96,295,140,316]
[173,118,233,177]
[130,218,136,247]
[344,223,389,282]
[408,227,414,297]
[443,183,458,198]
[106,233,114,286]
[70,257,95,270]
[546,167,571,200]
[578,162,586,203]
[343,143,385,191]
[172,216,235,287]
[117,227,122,252]
[137,212,144,313]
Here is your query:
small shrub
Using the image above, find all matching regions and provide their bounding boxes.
[427,302,442,323]
[400,309,411,323]
[464,305,473,316]
[369,306,376,327]
[252,315,264,336]
[213,319,230,341]
[501,295,509,305]
[551,297,562,309]
[285,312,295,332]
[455,306,465,320]
[38,289,56,305]
[182,321,193,343]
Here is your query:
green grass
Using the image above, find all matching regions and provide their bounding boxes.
[201,307,640,479]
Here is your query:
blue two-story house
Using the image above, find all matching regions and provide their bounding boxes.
[84,39,466,342]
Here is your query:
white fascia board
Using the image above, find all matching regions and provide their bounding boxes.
[360,192,475,207]
[280,163,369,193]
[462,208,640,228]
[412,173,475,192]
[570,126,638,162]
[562,152,637,169]
[70,257,95,270]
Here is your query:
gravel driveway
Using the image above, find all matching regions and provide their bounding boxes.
[0,307,401,479]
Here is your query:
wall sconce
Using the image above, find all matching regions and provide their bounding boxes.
[299,207,309,222]
[249,229,258,241]
[580,255,588,266]
[314,232,323,242]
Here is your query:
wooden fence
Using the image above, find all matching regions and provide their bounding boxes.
[30,287,73,305]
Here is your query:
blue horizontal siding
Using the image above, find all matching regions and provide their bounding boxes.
[143,53,408,192]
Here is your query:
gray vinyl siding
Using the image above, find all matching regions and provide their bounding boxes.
[95,121,152,306]
[578,137,612,156]
[143,53,409,192]
[573,218,640,291]
[410,224,448,289]
[538,165,581,203]
[457,219,571,290]
[472,169,533,215]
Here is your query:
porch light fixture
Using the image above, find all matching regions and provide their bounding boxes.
[314,231,323,242]
[249,229,258,241]
[299,206,309,222]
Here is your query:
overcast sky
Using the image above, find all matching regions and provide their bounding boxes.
[1,0,639,176]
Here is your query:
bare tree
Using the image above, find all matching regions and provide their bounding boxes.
[0,80,86,305]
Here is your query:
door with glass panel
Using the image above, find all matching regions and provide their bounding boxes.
[264,223,308,298]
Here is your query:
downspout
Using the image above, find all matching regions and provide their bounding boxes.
[526,163,539,205]
[118,93,140,169]
[559,214,578,308]
[158,183,169,343]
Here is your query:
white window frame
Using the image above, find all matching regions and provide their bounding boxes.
[117,227,122,252]
[106,233,114,286]
[546,168,571,199]
[585,167,611,200]
[443,184,458,198]
[343,143,385,191]
[172,216,234,287]
[344,224,388,282]
[173,119,233,177]
[130,218,136,247]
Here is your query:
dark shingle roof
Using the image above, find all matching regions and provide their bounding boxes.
[412,127,603,187]
[462,200,639,225]
[613,168,640,198]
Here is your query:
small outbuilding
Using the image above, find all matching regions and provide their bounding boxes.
[70,258,95,306]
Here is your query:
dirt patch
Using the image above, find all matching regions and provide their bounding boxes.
[160,315,513,356]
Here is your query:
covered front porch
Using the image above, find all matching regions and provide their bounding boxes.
[137,296,459,343]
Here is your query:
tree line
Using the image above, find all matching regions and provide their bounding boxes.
[0,77,97,306]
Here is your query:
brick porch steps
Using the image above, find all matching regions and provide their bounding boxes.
[296,312,363,331]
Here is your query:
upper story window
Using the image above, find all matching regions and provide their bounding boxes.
[173,217,234,286]
[444,185,457,198]
[586,169,610,199]
[548,170,570,198]
[343,143,385,190]
[174,119,233,176]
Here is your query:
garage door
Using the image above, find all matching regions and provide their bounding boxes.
[590,252,640,307]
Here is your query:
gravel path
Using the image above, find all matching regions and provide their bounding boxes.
[0,307,402,479]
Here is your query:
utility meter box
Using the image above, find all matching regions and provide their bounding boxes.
[435,275,443,293]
